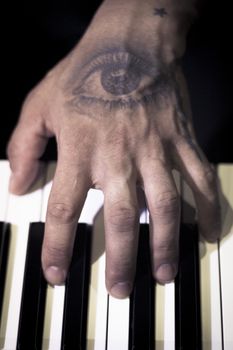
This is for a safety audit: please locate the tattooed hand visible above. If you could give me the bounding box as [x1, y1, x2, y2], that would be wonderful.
[7, 44, 220, 298]
[7, 0, 220, 299]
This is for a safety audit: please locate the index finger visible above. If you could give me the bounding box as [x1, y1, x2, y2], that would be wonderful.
[42, 155, 90, 285]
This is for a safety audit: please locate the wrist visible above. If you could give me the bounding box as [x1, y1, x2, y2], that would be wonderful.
[77, 0, 197, 64]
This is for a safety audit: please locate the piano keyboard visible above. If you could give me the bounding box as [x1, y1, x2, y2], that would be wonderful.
[0, 160, 232, 350]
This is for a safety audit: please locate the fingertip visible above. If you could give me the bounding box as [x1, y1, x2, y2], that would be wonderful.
[199, 220, 222, 244]
[109, 281, 133, 299]
[202, 233, 219, 244]
[44, 266, 67, 286]
[9, 173, 27, 195]
[8, 162, 41, 195]
[155, 263, 177, 284]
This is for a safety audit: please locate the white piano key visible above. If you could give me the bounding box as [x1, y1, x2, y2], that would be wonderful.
[155, 284, 165, 350]
[86, 205, 108, 350]
[218, 165, 233, 350]
[79, 188, 104, 224]
[2, 171, 45, 350]
[200, 241, 222, 350]
[42, 285, 53, 350]
[155, 274, 176, 350]
[139, 207, 147, 223]
[93, 252, 108, 350]
[107, 296, 130, 350]
[0, 161, 10, 221]
[47, 286, 66, 350]
[0, 161, 10, 348]
[163, 282, 175, 350]
[138, 187, 147, 224]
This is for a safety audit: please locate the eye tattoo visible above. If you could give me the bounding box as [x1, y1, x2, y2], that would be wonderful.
[67, 49, 171, 115]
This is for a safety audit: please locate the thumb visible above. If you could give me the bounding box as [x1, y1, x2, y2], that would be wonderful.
[7, 101, 52, 194]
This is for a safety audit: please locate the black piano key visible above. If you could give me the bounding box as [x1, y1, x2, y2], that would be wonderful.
[61, 224, 92, 350]
[175, 224, 202, 350]
[17, 222, 47, 350]
[128, 224, 155, 350]
[0, 222, 10, 323]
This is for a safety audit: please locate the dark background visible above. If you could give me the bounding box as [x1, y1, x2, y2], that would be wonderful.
[1, 0, 232, 163]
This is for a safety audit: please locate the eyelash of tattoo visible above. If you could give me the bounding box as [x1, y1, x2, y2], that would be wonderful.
[77, 51, 157, 87]
[77, 89, 157, 111]
[72, 51, 170, 110]
[172, 78, 204, 162]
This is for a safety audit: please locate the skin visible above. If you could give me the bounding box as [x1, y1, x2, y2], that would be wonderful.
[7, 0, 221, 299]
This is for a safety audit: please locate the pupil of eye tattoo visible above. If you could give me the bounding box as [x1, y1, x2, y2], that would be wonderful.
[154, 8, 168, 17]
[101, 66, 141, 96]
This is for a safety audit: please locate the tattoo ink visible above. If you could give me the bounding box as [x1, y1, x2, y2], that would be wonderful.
[101, 63, 141, 96]
[173, 77, 204, 162]
[154, 8, 168, 17]
[66, 48, 171, 116]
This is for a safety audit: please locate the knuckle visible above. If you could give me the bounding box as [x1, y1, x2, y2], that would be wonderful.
[202, 166, 216, 185]
[47, 202, 77, 224]
[43, 244, 69, 266]
[106, 259, 135, 287]
[106, 262, 132, 281]
[152, 239, 179, 263]
[198, 165, 218, 199]
[153, 238, 178, 255]
[108, 202, 138, 233]
[152, 191, 180, 217]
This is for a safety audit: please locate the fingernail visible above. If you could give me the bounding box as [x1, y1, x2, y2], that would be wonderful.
[156, 263, 177, 283]
[110, 282, 132, 299]
[45, 266, 67, 285]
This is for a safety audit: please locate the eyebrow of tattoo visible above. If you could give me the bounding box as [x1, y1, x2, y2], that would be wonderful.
[154, 8, 168, 17]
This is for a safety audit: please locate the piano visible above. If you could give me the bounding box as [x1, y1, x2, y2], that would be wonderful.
[0, 160, 232, 350]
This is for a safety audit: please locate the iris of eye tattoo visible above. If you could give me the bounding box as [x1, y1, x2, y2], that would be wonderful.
[68, 49, 171, 113]
[101, 65, 141, 96]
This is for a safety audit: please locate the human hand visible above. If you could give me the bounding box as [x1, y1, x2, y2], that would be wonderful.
[7, 0, 221, 299]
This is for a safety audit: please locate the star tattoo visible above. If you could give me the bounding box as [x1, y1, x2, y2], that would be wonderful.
[154, 8, 168, 17]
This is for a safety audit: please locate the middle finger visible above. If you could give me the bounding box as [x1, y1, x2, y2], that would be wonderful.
[141, 159, 180, 284]
[104, 176, 139, 299]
